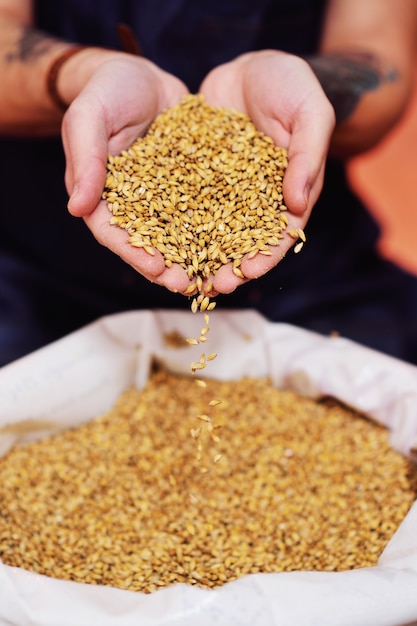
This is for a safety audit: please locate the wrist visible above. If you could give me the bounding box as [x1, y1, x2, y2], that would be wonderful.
[47, 46, 115, 111]
[46, 46, 89, 111]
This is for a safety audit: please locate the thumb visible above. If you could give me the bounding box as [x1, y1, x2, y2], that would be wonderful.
[281, 112, 333, 216]
[63, 103, 109, 217]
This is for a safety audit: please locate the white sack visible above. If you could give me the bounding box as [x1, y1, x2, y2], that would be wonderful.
[0, 310, 416, 626]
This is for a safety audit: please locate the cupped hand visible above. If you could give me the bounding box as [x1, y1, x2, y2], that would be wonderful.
[199, 50, 336, 294]
[62, 51, 191, 293]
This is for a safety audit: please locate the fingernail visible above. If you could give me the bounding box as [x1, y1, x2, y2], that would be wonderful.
[67, 183, 79, 210]
[303, 183, 310, 208]
[304, 185, 310, 207]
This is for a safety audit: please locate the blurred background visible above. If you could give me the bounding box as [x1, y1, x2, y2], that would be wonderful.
[348, 65, 417, 277]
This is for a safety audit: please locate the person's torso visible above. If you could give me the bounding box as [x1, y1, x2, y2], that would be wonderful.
[35, 0, 326, 91]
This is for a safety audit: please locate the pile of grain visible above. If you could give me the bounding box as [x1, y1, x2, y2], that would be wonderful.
[1, 370, 416, 594]
[103, 94, 295, 304]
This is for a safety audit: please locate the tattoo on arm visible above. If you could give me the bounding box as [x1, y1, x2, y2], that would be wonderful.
[5, 27, 57, 63]
[306, 52, 398, 124]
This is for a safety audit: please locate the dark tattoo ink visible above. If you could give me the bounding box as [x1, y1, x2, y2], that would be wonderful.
[305, 52, 399, 124]
[5, 27, 57, 64]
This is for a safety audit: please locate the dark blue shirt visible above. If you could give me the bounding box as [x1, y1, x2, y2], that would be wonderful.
[35, 0, 325, 91]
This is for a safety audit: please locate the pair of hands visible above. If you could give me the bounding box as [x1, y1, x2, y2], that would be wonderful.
[63, 49, 335, 295]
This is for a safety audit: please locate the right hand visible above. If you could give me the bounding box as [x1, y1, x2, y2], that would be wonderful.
[61, 49, 192, 293]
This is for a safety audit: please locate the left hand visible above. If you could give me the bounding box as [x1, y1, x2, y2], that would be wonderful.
[199, 49, 336, 294]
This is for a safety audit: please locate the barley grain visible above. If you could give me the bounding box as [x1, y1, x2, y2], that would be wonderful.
[1, 371, 416, 594]
[103, 94, 290, 295]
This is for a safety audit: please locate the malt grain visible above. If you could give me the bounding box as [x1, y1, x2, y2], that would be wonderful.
[0, 371, 416, 594]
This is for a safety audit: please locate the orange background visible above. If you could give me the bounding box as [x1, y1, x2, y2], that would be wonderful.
[348, 67, 417, 276]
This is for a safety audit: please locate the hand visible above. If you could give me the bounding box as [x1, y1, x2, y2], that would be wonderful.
[199, 50, 336, 294]
[62, 51, 191, 293]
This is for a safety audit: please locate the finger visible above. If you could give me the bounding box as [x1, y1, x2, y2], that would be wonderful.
[211, 264, 248, 294]
[280, 75, 334, 216]
[154, 264, 192, 293]
[282, 126, 331, 216]
[63, 98, 110, 218]
[254, 108, 331, 217]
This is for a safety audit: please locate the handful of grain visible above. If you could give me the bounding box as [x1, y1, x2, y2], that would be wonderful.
[1, 370, 416, 594]
[103, 94, 290, 299]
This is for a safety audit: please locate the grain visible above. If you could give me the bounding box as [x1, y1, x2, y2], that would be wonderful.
[102, 94, 289, 296]
[1, 371, 416, 594]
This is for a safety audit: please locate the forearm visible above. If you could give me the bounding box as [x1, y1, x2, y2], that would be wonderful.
[306, 0, 417, 159]
[0, 18, 111, 136]
[306, 51, 412, 158]
[0, 18, 66, 134]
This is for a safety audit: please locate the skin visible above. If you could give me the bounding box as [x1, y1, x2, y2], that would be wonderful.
[0, 0, 416, 295]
